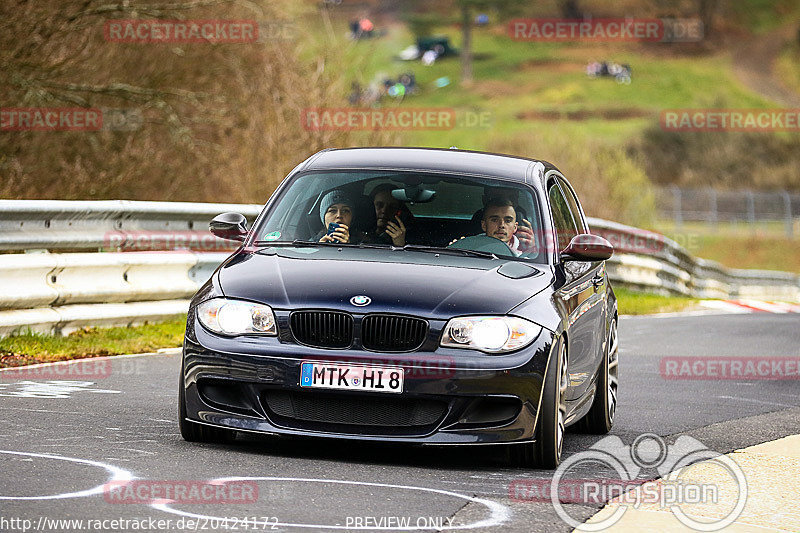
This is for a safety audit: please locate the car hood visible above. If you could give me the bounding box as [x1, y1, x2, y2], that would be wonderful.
[216, 247, 553, 319]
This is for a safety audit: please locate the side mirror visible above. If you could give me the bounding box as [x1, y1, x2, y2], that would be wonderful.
[209, 212, 248, 242]
[561, 233, 613, 262]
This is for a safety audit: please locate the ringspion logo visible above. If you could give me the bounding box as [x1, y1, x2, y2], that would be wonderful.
[511, 434, 747, 531]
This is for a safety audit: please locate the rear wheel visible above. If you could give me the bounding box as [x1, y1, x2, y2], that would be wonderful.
[178, 362, 237, 444]
[509, 338, 568, 469]
[576, 318, 618, 434]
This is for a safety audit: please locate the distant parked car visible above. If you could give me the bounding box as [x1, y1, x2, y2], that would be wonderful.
[179, 147, 617, 468]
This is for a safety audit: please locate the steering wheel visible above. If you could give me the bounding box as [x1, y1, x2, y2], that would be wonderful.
[447, 234, 513, 255]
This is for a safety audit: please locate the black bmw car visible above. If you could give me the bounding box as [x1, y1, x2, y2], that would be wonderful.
[179, 147, 618, 468]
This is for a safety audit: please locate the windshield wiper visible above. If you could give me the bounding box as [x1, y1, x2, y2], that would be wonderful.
[401, 244, 498, 259]
[251, 240, 494, 258]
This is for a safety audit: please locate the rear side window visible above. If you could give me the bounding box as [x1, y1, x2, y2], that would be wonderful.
[548, 181, 578, 251]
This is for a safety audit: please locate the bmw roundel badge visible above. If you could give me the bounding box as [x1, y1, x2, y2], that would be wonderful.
[350, 295, 371, 306]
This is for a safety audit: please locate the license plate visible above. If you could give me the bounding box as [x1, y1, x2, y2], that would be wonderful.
[300, 362, 404, 393]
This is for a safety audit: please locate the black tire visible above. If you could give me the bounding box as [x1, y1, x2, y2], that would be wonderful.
[509, 337, 568, 469]
[575, 318, 618, 434]
[178, 362, 237, 444]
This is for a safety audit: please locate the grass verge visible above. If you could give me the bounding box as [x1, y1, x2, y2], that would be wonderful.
[0, 316, 186, 369]
[651, 221, 800, 273]
[615, 287, 700, 316]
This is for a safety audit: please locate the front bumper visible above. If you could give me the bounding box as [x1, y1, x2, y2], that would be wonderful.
[181, 314, 554, 445]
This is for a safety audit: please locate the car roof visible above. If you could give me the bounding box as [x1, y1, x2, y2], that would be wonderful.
[299, 147, 557, 187]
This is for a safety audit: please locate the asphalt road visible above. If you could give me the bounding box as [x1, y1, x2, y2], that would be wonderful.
[1, 313, 799, 532]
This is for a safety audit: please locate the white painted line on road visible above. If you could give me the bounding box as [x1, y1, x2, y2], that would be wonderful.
[0, 380, 120, 398]
[153, 476, 512, 530]
[0, 450, 134, 500]
[716, 395, 797, 409]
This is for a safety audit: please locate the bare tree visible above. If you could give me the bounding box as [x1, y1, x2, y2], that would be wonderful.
[0, 1, 396, 201]
[697, 0, 719, 38]
[455, 0, 525, 86]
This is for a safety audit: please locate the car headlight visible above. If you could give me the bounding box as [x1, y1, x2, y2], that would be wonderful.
[440, 316, 541, 353]
[197, 298, 277, 336]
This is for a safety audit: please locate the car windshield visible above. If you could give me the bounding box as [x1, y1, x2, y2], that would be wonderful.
[252, 170, 547, 263]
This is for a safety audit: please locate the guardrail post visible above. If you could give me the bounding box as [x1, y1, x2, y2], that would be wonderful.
[708, 188, 717, 231]
[672, 186, 682, 230]
[782, 191, 793, 239]
[746, 190, 755, 233]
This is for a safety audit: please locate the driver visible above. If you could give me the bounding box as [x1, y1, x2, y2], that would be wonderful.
[450, 198, 529, 256]
[482, 198, 518, 245]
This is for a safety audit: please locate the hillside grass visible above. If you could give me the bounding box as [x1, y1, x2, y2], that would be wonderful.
[652, 220, 800, 272]
[776, 42, 800, 96]
[337, 21, 772, 151]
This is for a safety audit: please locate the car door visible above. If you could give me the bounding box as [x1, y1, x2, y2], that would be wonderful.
[547, 176, 602, 402]
[556, 176, 607, 400]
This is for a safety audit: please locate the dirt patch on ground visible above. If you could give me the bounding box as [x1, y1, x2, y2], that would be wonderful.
[517, 108, 653, 121]
[732, 24, 800, 107]
[473, 79, 545, 98]
[516, 57, 585, 73]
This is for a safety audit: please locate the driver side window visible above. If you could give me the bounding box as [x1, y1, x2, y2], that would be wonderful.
[548, 181, 578, 252]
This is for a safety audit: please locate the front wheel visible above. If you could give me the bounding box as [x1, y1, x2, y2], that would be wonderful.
[509, 338, 568, 468]
[178, 362, 237, 444]
[576, 318, 618, 433]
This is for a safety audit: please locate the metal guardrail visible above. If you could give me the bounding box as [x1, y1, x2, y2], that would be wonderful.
[0, 199, 262, 251]
[0, 201, 798, 335]
[588, 217, 800, 302]
[0, 250, 229, 336]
